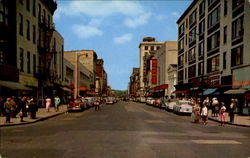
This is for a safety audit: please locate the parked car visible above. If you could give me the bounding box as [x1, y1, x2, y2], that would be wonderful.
[173, 100, 193, 114]
[67, 99, 86, 111]
[159, 97, 168, 109]
[139, 97, 146, 103]
[165, 101, 176, 111]
[106, 97, 115, 104]
[146, 97, 155, 105]
[153, 98, 161, 107]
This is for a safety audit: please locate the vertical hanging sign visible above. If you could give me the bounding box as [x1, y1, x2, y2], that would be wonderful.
[151, 58, 157, 85]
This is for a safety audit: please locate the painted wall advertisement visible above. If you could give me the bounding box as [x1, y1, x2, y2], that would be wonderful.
[151, 58, 157, 85]
[233, 66, 250, 89]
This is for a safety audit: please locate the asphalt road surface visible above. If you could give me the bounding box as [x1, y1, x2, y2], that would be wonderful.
[0, 101, 250, 158]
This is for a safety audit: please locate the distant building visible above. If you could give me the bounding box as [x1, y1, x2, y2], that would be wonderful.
[129, 68, 140, 97]
[138, 37, 164, 96]
[96, 59, 108, 96]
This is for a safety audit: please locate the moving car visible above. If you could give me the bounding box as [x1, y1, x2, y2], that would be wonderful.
[173, 100, 193, 114]
[67, 99, 86, 111]
[146, 97, 155, 105]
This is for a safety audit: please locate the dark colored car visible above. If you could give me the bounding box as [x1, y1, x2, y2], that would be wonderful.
[67, 99, 85, 111]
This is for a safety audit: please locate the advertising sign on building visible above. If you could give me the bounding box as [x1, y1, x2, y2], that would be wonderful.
[233, 66, 250, 89]
[151, 58, 157, 85]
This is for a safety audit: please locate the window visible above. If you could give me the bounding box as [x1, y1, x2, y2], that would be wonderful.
[178, 70, 184, 81]
[189, 10, 196, 25]
[32, 0, 36, 17]
[188, 65, 196, 78]
[33, 54, 36, 74]
[198, 62, 204, 75]
[26, 0, 30, 11]
[188, 47, 196, 61]
[199, 20, 205, 34]
[26, 20, 30, 40]
[38, 4, 41, 22]
[208, 6, 220, 28]
[208, 0, 216, 6]
[20, 48, 24, 72]
[232, 0, 244, 9]
[224, 0, 228, 16]
[157, 46, 160, 50]
[178, 38, 184, 50]
[185, 34, 187, 45]
[198, 41, 204, 56]
[43, 9, 45, 22]
[207, 31, 220, 51]
[223, 52, 226, 69]
[19, 0, 23, 4]
[179, 23, 184, 35]
[32, 25, 36, 44]
[189, 27, 196, 43]
[232, 16, 244, 40]
[19, 14, 23, 35]
[0, 51, 3, 63]
[207, 55, 219, 73]
[145, 46, 148, 50]
[27, 51, 30, 73]
[223, 26, 227, 44]
[231, 45, 243, 67]
[0, 3, 8, 25]
[199, 0, 205, 15]
[150, 46, 154, 51]
[178, 55, 184, 66]
[48, 15, 50, 27]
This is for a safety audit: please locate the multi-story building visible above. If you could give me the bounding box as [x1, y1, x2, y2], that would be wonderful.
[152, 41, 177, 97]
[0, 0, 64, 103]
[138, 37, 164, 96]
[177, 0, 250, 114]
[129, 68, 140, 97]
[64, 50, 96, 98]
[167, 64, 178, 98]
[96, 59, 108, 96]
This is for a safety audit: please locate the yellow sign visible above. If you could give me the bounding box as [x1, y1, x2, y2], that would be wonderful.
[19, 74, 38, 87]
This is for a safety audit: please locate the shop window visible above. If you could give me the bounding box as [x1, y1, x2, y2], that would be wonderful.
[231, 45, 243, 67]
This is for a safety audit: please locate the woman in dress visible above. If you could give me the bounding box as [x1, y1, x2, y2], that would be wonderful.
[45, 96, 51, 112]
[218, 102, 226, 126]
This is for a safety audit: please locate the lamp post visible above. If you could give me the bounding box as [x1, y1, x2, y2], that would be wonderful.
[76, 52, 88, 99]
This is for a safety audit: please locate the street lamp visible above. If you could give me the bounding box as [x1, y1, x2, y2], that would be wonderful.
[76, 52, 88, 99]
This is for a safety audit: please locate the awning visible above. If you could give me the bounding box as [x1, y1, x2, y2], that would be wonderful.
[60, 87, 71, 92]
[224, 89, 247, 94]
[0, 80, 32, 90]
[79, 86, 88, 91]
[173, 90, 188, 94]
[203, 88, 217, 95]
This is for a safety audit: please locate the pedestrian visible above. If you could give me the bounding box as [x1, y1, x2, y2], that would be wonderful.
[45, 96, 51, 112]
[94, 100, 100, 111]
[201, 104, 208, 125]
[191, 101, 200, 123]
[203, 97, 210, 112]
[0, 96, 5, 116]
[229, 98, 236, 122]
[54, 96, 60, 112]
[10, 96, 18, 118]
[18, 97, 27, 122]
[212, 97, 219, 117]
[4, 98, 12, 123]
[218, 102, 226, 126]
[28, 96, 37, 119]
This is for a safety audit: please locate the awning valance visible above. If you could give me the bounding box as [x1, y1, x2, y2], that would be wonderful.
[60, 87, 71, 92]
[0, 80, 32, 90]
[173, 90, 188, 94]
[203, 88, 217, 95]
[224, 89, 248, 94]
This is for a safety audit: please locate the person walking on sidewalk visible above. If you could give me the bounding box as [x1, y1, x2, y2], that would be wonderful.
[45, 96, 51, 112]
[229, 98, 236, 123]
[219, 102, 226, 126]
[54, 96, 60, 112]
[191, 101, 200, 123]
[4, 98, 12, 123]
[18, 97, 27, 122]
[28, 96, 37, 119]
[201, 104, 208, 125]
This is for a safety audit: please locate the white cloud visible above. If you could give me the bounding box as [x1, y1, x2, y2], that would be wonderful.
[113, 33, 133, 44]
[72, 24, 103, 39]
[155, 14, 168, 21]
[124, 13, 151, 28]
[171, 12, 180, 17]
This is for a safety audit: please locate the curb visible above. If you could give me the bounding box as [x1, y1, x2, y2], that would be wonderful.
[208, 117, 250, 128]
[0, 111, 67, 127]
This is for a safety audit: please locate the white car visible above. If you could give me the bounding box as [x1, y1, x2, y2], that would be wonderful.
[140, 97, 146, 103]
[173, 100, 193, 114]
[146, 97, 155, 105]
[165, 101, 176, 111]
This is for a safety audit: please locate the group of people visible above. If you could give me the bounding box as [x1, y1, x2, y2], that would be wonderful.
[45, 96, 61, 112]
[0, 96, 37, 123]
[191, 97, 237, 126]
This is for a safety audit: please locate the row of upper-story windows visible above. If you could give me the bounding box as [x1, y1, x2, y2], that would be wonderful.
[19, 0, 36, 17]
[19, 48, 37, 74]
[144, 45, 161, 51]
[18, 13, 37, 44]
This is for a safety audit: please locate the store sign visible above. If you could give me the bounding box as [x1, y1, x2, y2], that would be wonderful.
[208, 74, 220, 87]
[233, 66, 250, 89]
[151, 58, 157, 85]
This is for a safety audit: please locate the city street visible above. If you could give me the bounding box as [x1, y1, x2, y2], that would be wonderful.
[1, 101, 250, 158]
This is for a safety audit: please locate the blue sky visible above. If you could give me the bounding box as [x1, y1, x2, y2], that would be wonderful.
[54, 0, 192, 90]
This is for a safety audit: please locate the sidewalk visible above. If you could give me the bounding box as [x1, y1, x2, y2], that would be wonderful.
[208, 110, 250, 127]
[0, 104, 68, 127]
